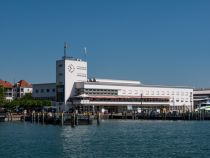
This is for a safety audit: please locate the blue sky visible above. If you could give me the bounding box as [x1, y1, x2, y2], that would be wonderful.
[0, 0, 210, 87]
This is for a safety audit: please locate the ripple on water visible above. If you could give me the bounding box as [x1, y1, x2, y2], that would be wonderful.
[1, 121, 210, 158]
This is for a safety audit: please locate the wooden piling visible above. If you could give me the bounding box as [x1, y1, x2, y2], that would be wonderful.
[71, 113, 75, 127]
[42, 112, 45, 124]
[37, 113, 40, 123]
[61, 112, 64, 126]
[97, 112, 100, 125]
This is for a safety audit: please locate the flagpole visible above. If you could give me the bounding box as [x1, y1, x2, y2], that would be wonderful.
[84, 47, 87, 62]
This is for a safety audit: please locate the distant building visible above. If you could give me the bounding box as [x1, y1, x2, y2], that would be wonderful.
[32, 83, 56, 101]
[193, 88, 210, 109]
[32, 44, 194, 113]
[13, 80, 33, 99]
[0, 80, 13, 101]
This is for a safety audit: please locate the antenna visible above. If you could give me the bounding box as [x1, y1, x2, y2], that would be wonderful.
[84, 47, 87, 61]
[64, 42, 67, 59]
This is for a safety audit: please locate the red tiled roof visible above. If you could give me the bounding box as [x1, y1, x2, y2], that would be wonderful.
[16, 80, 32, 88]
[0, 80, 13, 88]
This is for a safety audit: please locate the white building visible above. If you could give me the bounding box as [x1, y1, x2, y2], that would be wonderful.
[193, 88, 210, 109]
[73, 79, 193, 113]
[13, 80, 33, 99]
[32, 44, 193, 113]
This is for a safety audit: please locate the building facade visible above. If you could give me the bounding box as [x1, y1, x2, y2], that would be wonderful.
[32, 48, 194, 113]
[0, 80, 13, 101]
[13, 80, 33, 99]
[32, 83, 56, 101]
[71, 78, 193, 113]
[193, 88, 210, 109]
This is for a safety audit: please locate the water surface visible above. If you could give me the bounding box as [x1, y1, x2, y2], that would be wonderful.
[0, 120, 210, 158]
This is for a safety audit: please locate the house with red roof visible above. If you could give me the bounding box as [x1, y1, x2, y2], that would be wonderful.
[0, 80, 13, 101]
[13, 80, 33, 98]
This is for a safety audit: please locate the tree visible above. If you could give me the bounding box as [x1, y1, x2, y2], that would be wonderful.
[0, 84, 5, 107]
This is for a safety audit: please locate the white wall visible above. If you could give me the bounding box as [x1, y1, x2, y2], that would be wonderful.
[76, 82, 194, 111]
[56, 58, 87, 106]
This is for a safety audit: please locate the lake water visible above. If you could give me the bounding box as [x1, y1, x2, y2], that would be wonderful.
[0, 120, 210, 158]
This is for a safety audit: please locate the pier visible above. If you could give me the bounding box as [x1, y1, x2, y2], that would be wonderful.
[27, 112, 94, 126]
[2, 110, 210, 127]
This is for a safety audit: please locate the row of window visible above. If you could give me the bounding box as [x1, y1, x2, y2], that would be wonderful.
[34, 97, 56, 101]
[169, 106, 192, 111]
[85, 92, 118, 96]
[82, 88, 118, 92]
[170, 99, 192, 103]
[121, 90, 192, 96]
[77, 88, 118, 96]
[35, 88, 55, 93]
[88, 98, 169, 102]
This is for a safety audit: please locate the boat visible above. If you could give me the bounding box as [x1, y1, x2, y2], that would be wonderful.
[195, 100, 210, 112]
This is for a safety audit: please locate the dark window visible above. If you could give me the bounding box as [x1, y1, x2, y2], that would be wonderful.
[41, 89, 44, 93]
[35, 89, 39, 93]
[52, 89, 55, 92]
[46, 89, 50, 93]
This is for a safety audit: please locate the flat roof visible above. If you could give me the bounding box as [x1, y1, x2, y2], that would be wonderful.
[88, 78, 141, 85]
[32, 83, 56, 86]
[77, 81, 193, 89]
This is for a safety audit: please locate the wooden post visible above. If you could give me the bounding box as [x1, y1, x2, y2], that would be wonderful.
[71, 113, 75, 127]
[10, 113, 12, 121]
[75, 113, 78, 126]
[61, 112, 64, 126]
[42, 112, 45, 124]
[88, 113, 90, 125]
[97, 112, 100, 125]
[37, 113, 40, 123]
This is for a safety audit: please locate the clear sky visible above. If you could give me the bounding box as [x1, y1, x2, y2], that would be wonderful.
[0, 0, 210, 88]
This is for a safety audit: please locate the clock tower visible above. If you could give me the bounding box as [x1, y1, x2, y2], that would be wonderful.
[56, 43, 87, 111]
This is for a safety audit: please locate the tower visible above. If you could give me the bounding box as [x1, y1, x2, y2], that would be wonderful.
[56, 43, 87, 111]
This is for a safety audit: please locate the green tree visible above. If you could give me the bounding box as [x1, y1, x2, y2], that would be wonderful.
[0, 84, 5, 107]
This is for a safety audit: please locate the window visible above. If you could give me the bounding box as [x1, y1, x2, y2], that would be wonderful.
[35, 89, 39, 93]
[52, 89, 55, 92]
[58, 64, 62, 67]
[41, 89, 44, 93]
[181, 92, 184, 96]
[185, 92, 188, 96]
[46, 89, 50, 93]
[59, 73, 63, 76]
